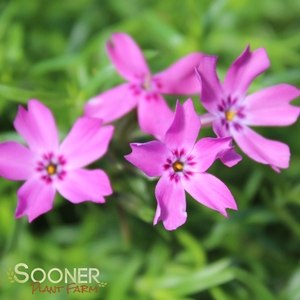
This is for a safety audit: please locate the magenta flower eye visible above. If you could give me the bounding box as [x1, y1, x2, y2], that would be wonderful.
[129, 76, 160, 102]
[196, 46, 300, 172]
[163, 149, 196, 182]
[125, 98, 240, 231]
[0, 100, 114, 222]
[84, 32, 204, 141]
[36, 153, 67, 183]
[217, 96, 246, 132]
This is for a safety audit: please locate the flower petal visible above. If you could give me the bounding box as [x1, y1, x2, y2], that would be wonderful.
[190, 137, 241, 172]
[232, 125, 290, 170]
[56, 168, 112, 203]
[13, 99, 59, 153]
[219, 148, 243, 168]
[212, 118, 229, 138]
[154, 175, 187, 231]
[244, 84, 300, 126]
[84, 83, 139, 123]
[137, 93, 174, 141]
[182, 172, 237, 217]
[125, 141, 170, 177]
[106, 32, 150, 82]
[59, 117, 114, 170]
[0, 142, 37, 180]
[200, 113, 216, 128]
[195, 56, 224, 112]
[224, 45, 270, 100]
[210, 121, 243, 167]
[153, 53, 203, 94]
[164, 98, 200, 152]
[15, 177, 56, 222]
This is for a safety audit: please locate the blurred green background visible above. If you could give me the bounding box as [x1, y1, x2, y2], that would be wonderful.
[1, 0, 300, 299]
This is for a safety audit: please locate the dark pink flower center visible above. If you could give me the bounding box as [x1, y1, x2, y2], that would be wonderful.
[218, 95, 245, 131]
[36, 152, 67, 184]
[129, 74, 163, 101]
[164, 148, 196, 182]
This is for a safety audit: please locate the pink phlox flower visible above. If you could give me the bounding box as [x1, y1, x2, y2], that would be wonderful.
[0, 100, 114, 222]
[196, 45, 300, 172]
[125, 98, 238, 230]
[84, 32, 204, 141]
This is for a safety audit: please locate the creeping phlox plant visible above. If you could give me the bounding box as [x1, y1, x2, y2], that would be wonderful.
[0, 32, 299, 230]
[0, 100, 113, 222]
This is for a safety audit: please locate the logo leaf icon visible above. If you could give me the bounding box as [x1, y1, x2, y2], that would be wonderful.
[7, 267, 15, 283]
[98, 282, 107, 287]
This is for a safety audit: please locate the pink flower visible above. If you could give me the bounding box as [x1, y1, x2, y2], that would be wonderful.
[84, 32, 203, 141]
[125, 99, 238, 230]
[196, 45, 300, 172]
[0, 100, 114, 222]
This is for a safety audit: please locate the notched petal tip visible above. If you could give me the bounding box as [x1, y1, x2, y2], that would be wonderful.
[106, 32, 123, 48]
[15, 179, 56, 223]
[224, 45, 270, 99]
[271, 165, 281, 173]
[219, 200, 238, 218]
[153, 52, 203, 95]
[154, 208, 187, 231]
[15, 212, 35, 223]
[223, 204, 238, 218]
[106, 38, 115, 48]
[105, 32, 150, 82]
[123, 153, 132, 163]
[219, 145, 243, 168]
[124, 143, 139, 162]
[164, 219, 187, 231]
[233, 126, 290, 170]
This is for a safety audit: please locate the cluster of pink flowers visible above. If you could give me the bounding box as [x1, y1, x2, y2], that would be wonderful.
[0, 32, 299, 230]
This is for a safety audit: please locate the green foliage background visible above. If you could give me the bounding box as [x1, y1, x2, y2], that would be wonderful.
[1, 0, 300, 299]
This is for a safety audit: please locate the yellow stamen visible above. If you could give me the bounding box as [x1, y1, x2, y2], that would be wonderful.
[225, 110, 237, 121]
[172, 161, 184, 172]
[46, 164, 57, 175]
[142, 75, 152, 91]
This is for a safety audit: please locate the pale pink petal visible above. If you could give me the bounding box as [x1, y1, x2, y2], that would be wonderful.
[224, 46, 270, 100]
[137, 93, 174, 141]
[14, 100, 59, 153]
[56, 169, 112, 204]
[0, 142, 37, 180]
[153, 53, 203, 94]
[232, 125, 290, 170]
[15, 177, 56, 222]
[106, 32, 150, 82]
[59, 117, 113, 170]
[164, 99, 200, 152]
[125, 141, 170, 177]
[154, 175, 187, 231]
[83, 83, 139, 123]
[244, 84, 300, 126]
[182, 172, 237, 217]
[207, 120, 243, 166]
[190, 137, 241, 172]
[219, 148, 243, 168]
[200, 113, 215, 127]
[195, 56, 224, 113]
